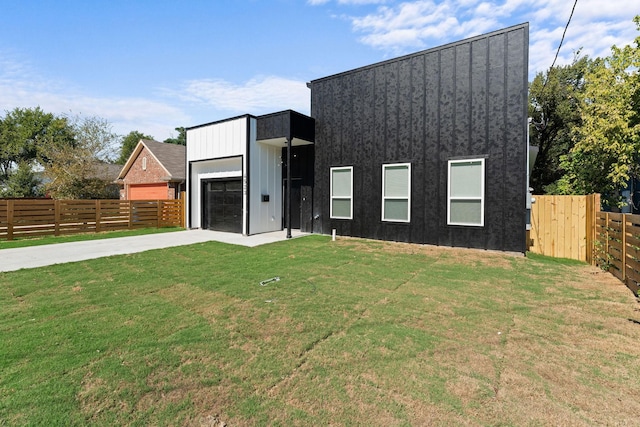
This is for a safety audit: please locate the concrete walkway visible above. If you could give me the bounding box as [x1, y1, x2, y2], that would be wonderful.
[0, 229, 307, 273]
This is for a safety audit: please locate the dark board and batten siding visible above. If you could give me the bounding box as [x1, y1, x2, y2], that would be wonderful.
[256, 110, 315, 142]
[310, 23, 529, 253]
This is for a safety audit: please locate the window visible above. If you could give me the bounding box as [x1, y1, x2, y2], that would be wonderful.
[142, 156, 147, 171]
[448, 158, 485, 226]
[382, 163, 411, 222]
[330, 166, 353, 219]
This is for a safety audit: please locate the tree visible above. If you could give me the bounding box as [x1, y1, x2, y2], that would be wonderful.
[0, 161, 43, 198]
[117, 130, 153, 164]
[43, 114, 121, 199]
[163, 127, 186, 146]
[0, 107, 74, 193]
[528, 54, 591, 194]
[557, 16, 640, 207]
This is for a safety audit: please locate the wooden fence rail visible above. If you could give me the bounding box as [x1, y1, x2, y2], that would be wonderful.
[0, 198, 184, 241]
[595, 212, 640, 296]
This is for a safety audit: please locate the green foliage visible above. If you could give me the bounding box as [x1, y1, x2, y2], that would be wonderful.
[529, 54, 591, 194]
[557, 16, 640, 207]
[42, 114, 121, 199]
[0, 161, 43, 198]
[163, 126, 186, 146]
[0, 107, 74, 194]
[117, 130, 153, 164]
[593, 237, 613, 272]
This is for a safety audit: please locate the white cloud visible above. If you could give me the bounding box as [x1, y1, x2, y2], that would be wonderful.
[336, 0, 640, 75]
[528, 0, 640, 74]
[176, 75, 310, 116]
[0, 52, 311, 141]
[0, 54, 190, 141]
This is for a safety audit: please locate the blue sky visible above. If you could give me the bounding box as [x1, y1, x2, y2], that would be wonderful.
[1, 0, 638, 141]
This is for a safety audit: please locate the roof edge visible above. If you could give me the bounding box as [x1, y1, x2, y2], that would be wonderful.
[117, 139, 172, 180]
[309, 22, 529, 85]
[185, 113, 256, 131]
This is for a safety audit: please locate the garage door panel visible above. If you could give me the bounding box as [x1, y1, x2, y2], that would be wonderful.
[202, 179, 242, 233]
[129, 184, 167, 200]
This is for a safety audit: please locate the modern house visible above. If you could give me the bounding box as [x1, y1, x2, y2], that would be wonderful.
[186, 23, 529, 253]
[186, 111, 314, 234]
[117, 139, 186, 200]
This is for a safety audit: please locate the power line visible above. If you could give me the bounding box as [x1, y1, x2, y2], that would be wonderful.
[538, 0, 578, 121]
[549, 0, 579, 71]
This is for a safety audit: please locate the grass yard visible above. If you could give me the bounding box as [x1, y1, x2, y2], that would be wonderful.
[1, 235, 639, 426]
[0, 227, 184, 250]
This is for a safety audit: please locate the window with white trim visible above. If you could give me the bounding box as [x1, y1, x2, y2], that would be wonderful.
[448, 158, 485, 226]
[142, 156, 147, 171]
[330, 166, 353, 219]
[382, 163, 411, 222]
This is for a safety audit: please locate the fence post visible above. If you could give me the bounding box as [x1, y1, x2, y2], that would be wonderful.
[585, 194, 596, 265]
[96, 200, 101, 233]
[622, 214, 627, 282]
[7, 200, 13, 241]
[54, 200, 60, 236]
[605, 212, 610, 272]
[180, 192, 186, 228]
[128, 201, 133, 229]
[157, 200, 162, 228]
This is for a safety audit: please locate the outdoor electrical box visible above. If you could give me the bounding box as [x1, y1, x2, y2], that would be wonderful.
[262, 194, 269, 202]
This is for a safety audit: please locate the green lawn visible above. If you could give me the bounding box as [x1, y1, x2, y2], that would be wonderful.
[0, 227, 183, 250]
[1, 235, 639, 426]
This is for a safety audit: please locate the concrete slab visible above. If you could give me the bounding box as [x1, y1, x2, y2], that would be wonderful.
[0, 229, 308, 273]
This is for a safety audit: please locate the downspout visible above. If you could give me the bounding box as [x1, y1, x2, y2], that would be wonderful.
[286, 133, 292, 239]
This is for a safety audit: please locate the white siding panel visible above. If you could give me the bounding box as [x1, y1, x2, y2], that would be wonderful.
[249, 140, 283, 234]
[187, 117, 248, 162]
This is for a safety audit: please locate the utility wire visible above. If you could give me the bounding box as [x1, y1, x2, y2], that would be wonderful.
[542, 0, 579, 91]
[536, 0, 579, 130]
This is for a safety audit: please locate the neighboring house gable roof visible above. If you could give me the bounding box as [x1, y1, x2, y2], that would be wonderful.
[95, 163, 124, 182]
[117, 139, 186, 182]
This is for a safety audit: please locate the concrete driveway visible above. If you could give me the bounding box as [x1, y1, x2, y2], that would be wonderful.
[0, 229, 307, 273]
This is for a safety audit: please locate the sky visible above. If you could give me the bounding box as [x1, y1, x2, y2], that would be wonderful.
[1, 0, 639, 142]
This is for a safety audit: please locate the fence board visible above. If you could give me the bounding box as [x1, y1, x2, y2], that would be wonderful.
[0, 198, 183, 241]
[594, 210, 640, 296]
[529, 195, 598, 261]
[627, 234, 640, 249]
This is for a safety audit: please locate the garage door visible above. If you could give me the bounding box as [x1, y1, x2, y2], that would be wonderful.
[129, 183, 167, 200]
[202, 179, 242, 233]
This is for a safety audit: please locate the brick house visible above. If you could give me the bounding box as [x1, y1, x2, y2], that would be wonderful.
[117, 139, 186, 200]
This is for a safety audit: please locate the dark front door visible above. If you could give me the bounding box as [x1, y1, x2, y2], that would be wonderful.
[202, 179, 242, 233]
[282, 145, 315, 231]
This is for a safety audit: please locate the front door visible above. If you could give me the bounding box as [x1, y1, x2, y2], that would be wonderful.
[282, 145, 314, 231]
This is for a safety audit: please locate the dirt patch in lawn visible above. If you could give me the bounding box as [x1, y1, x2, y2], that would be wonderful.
[335, 236, 520, 268]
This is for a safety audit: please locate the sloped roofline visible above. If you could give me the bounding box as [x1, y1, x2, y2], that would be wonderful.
[308, 22, 529, 85]
[117, 139, 172, 180]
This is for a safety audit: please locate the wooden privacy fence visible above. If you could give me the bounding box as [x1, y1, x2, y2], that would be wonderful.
[595, 212, 640, 296]
[0, 198, 184, 241]
[528, 194, 600, 263]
